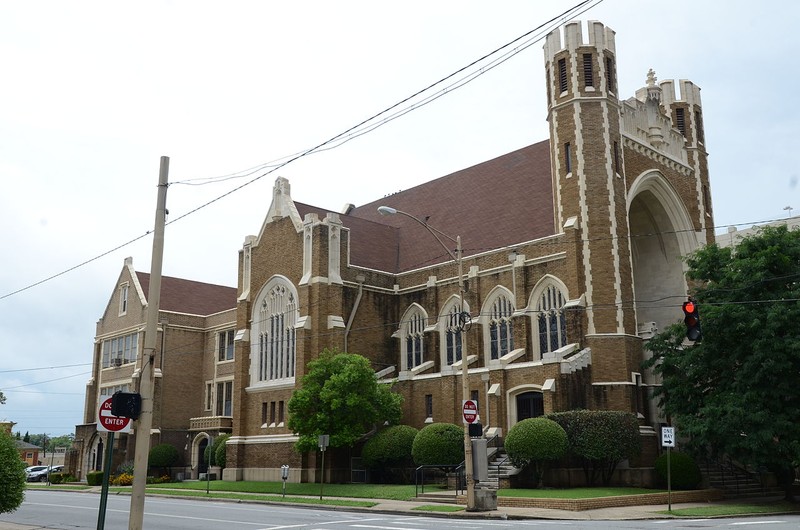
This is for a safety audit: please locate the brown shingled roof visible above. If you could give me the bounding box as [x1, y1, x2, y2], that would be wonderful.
[348, 140, 554, 272]
[136, 273, 236, 316]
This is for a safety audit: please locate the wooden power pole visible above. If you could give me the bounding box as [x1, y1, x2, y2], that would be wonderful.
[129, 156, 169, 530]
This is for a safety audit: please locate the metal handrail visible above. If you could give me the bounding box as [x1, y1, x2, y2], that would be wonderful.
[414, 464, 460, 497]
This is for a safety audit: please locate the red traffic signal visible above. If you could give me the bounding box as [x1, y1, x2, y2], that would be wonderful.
[682, 299, 702, 342]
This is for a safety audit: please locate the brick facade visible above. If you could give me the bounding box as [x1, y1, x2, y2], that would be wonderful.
[77, 20, 713, 486]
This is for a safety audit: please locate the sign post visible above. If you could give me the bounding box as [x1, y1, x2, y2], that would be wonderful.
[96, 397, 132, 530]
[318, 435, 329, 501]
[462, 399, 478, 424]
[661, 426, 676, 511]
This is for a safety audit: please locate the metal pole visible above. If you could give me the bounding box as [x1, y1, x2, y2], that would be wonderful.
[129, 156, 169, 530]
[456, 236, 476, 511]
[96, 432, 115, 530]
[206, 435, 212, 495]
[319, 449, 325, 501]
[667, 446, 672, 511]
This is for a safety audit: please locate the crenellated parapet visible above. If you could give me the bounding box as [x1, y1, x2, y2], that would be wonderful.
[543, 20, 616, 59]
[544, 20, 618, 108]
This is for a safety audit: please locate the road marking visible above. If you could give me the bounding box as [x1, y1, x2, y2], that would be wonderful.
[730, 522, 788, 526]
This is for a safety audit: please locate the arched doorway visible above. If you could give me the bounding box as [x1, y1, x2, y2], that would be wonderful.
[198, 438, 209, 474]
[516, 392, 544, 421]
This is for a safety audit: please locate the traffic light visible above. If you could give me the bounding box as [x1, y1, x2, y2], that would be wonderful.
[682, 299, 702, 342]
[111, 391, 142, 419]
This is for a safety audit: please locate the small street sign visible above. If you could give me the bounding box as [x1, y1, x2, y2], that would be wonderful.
[462, 399, 478, 424]
[97, 397, 133, 433]
[318, 434, 330, 451]
[661, 426, 676, 448]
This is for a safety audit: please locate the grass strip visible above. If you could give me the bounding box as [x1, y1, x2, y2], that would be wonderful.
[662, 501, 800, 517]
[412, 505, 465, 513]
[147, 481, 419, 501]
[25, 484, 93, 491]
[112, 487, 378, 507]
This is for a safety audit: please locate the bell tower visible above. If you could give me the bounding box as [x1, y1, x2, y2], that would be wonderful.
[544, 21, 640, 404]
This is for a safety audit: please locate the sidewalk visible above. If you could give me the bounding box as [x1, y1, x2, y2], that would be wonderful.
[0, 487, 790, 529]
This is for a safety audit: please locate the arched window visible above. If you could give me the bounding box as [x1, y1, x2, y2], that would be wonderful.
[439, 296, 469, 367]
[401, 306, 426, 370]
[484, 289, 514, 361]
[251, 277, 298, 386]
[530, 279, 568, 358]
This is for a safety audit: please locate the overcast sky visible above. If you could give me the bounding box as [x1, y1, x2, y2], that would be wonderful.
[1, 0, 797, 438]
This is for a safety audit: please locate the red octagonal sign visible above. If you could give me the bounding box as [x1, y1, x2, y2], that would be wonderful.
[462, 399, 478, 424]
[97, 397, 132, 433]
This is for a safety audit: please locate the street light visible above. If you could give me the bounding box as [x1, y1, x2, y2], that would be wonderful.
[377, 205, 476, 510]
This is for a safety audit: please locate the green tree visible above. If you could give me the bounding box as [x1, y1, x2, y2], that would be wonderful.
[362, 425, 418, 483]
[645, 225, 800, 500]
[214, 433, 230, 469]
[287, 349, 403, 452]
[549, 410, 641, 486]
[504, 417, 568, 487]
[0, 389, 6, 404]
[148, 443, 179, 474]
[411, 423, 464, 469]
[0, 430, 26, 513]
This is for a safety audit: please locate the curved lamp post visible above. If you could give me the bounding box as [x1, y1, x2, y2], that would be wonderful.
[377, 205, 475, 510]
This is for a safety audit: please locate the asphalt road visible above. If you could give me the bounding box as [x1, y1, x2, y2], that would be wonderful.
[2, 490, 800, 530]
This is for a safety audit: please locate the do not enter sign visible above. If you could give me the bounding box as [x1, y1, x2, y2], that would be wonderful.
[462, 399, 478, 424]
[97, 397, 132, 433]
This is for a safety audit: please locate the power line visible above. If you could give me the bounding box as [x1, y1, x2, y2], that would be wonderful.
[0, 0, 601, 301]
[0, 363, 92, 374]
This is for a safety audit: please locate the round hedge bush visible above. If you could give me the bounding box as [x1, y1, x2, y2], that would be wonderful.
[411, 423, 464, 467]
[654, 451, 702, 490]
[214, 434, 231, 469]
[148, 443, 179, 469]
[362, 425, 418, 469]
[504, 417, 568, 469]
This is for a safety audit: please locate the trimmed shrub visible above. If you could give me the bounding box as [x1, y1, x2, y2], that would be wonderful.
[654, 451, 702, 490]
[411, 423, 464, 469]
[504, 417, 568, 487]
[149, 443, 179, 472]
[49, 472, 65, 484]
[0, 431, 26, 513]
[362, 425, 418, 483]
[214, 434, 231, 469]
[86, 471, 104, 486]
[548, 409, 642, 486]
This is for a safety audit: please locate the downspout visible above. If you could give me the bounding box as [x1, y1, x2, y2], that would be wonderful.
[344, 274, 366, 353]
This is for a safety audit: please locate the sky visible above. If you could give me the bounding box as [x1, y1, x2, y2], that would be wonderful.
[1, 0, 798, 438]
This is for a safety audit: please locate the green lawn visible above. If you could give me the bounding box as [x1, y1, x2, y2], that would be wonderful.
[147, 481, 421, 501]
[497, 487, 666, 498]
[663, 501, 800, 517]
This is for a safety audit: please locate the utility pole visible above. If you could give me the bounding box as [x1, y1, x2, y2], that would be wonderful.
[129, 156, 169, 530]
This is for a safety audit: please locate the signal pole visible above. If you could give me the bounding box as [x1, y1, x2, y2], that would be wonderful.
[129, 156, 169, 530]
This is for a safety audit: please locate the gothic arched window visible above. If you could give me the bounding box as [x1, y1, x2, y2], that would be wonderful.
[534, 282, 568, 357]
[402, 307, 426, 370]
[252, 277, 298, 386]
[485, 290, 514, 361]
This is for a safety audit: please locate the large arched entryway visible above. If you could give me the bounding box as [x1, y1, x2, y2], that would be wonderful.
[628, 171, 700, 422]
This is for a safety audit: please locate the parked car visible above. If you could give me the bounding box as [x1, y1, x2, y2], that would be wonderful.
[24, 465, 48, 479]
[27, 465, 63, 482]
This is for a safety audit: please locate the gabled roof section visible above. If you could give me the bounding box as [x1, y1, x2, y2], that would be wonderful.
[136, 272, 237, 316]
[348, 140, 554, 273]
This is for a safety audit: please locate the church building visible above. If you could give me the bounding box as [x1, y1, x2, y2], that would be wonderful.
[74, 20, 713, 485]
[223, 20, 713, 482]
